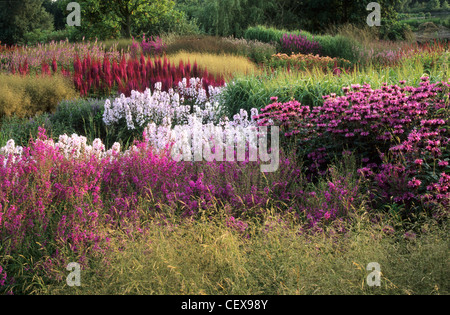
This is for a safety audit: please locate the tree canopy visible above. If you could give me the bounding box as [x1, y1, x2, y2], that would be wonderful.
[0, 0, 53, 45]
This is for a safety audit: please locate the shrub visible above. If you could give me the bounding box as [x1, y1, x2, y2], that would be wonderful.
[243, 26, 300, 44]
[22, 28, 72, 46]
[315, 35, 361, 65]
[0, 74, 78, 118]
[221, 37, 277, 64]
[380, 20, 414, 41]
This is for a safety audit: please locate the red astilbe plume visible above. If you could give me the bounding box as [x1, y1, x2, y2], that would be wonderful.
[51, 57, 58, 73]
[41, 62, 51, 76]
[192, 61, 198, 77]
[146, 59, 153, 79]
[74, 55, 82, 75]
[103, 56, 113, 90]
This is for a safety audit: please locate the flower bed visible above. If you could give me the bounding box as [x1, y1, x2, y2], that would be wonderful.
[254, 77, 450, 212]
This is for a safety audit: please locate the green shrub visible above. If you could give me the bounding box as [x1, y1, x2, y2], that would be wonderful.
[243, 26, 361, 64]
[316, 35, 361, 64]
[0, 74, 78, 119]
[243, 25, 302, 45]
[22, 28, 72, 45]
[50, 98, 108, 144]
[377, 19, 414, 41]
[0, 114, 53, 147]
[221, 37, 277, 64]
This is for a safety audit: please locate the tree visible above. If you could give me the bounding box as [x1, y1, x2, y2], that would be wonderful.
[43, 0, 66, 30]
[281, 0, 400, 33]
[60, 0, 184, 39]
[428, 0, 441, 10]
[0, 0, 53, 45]
[442, 0, 450, 10]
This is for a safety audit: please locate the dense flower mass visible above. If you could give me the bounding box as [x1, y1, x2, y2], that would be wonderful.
[72, 54, 226, 97]
[269, 52, 352, 73]
[1, 74, 449, 294]
[103, 78, 225, 129]
[280, 33, 322, 56]
[254, 77, 450, 210]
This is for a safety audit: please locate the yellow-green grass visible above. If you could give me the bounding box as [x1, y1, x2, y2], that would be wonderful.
[39, 208, 449, 295]
[0, 73, 78, 119]
[167, 51, 260, 80]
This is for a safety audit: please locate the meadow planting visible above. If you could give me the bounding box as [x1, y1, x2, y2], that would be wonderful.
[0, 24, 449, 296]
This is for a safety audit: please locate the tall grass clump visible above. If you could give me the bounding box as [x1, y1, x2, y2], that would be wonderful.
[0, 98, 107, 148]
[34, 207, 449, 295]
[167, 51, 259, 79]
[164, 35, 241, 55]
[0, 73, 78, 118]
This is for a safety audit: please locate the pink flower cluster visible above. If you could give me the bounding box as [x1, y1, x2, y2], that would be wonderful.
[254, 77, 449, 211]
[280, 33, 322, 55]
[0, 125, 368, 292]
[140, 34, 166, 56]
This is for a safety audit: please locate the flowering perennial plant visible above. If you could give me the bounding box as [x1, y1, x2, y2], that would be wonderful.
[0, 39, 121, 74]
[269, 53, 352, 74]
[103, 78, 226, 131]
[1, 125, 363, 293]
[140, 34, 166, 56]
[280, 33, 322, 56]
[254, 77, 450, 211]
[72, 54, 225, 97]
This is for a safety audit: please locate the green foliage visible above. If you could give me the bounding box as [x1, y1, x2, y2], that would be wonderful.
[316, 35, 361, 64]
[57, 0, 185, 40]
[243, 26, 361, 64]
[177, 0, 402, 36]
[243, 26, 299, 44]
[177, 0, 276, 38]
[0, 114, 53, 148]
[42, 0, 66, 30]
[428, 0, 441, 10]
[0, 0, 54, 45]
[222, 59, 446, 118]
[379, 19, 414, 41]
[22, 28, 73, 46]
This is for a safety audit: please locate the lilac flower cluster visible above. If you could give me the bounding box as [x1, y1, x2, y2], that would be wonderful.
[280, 33, 322, 56]
[140, 34, 166, 56]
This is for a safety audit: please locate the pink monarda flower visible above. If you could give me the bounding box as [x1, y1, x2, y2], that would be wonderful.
[414, 159, 423, 165]
[438, 160, 449, 167]
[408, 178, 421, 188]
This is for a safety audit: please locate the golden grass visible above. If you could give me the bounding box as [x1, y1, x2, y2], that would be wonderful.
[167, 51, 260, 79]
[0, 74, 78, 118]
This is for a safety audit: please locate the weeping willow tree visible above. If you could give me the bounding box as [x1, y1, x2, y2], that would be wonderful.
[177, 0, 273, 37]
